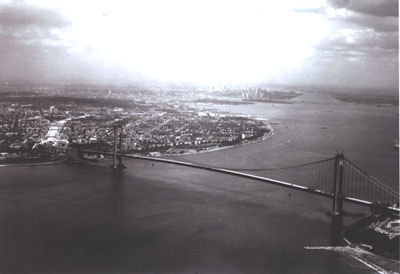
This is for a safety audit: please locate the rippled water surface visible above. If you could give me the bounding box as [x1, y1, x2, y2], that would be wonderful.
[187, 92, 399, 190]
[0, 160, 381, 273]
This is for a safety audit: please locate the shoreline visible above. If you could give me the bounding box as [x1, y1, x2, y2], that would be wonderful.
[0, 124, 276, 166]
[0, 160, 66, 168]
[0, 156, 84, 168]
[160, 123, 275, 157]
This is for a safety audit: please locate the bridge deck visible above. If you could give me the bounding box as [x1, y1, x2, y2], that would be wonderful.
[120, 154, 400, 213]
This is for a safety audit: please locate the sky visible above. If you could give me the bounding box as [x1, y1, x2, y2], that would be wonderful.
[0, 0, 398, 89]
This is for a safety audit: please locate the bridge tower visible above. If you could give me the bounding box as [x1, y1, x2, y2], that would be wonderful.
[331, 152, 344, 215]
[118, 125, 126, 169]
[111, 125, 125, 169]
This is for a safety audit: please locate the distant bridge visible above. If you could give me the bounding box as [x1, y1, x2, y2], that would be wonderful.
[54, 125, 399, 215]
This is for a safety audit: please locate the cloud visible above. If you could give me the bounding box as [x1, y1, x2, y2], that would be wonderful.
[328, 0, 398, 17]
[319, 4, 398, 60]
[0, 1, 75, 82]
[328, 0, 350, 8]
[0, 2, 69, 28]
[346, 13, 398, 32]
[296, 1, 398, 32]
[0, 0, 397, 89]
[348, 0, 398, 17]
[324, 8, 398, 33]
[305, 1, 398, 89]
[0, 2, 70, 46]
[316, 28, 398, 57]
[293, 7, 326, 14]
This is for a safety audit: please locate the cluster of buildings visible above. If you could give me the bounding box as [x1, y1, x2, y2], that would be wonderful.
[0, 88, 270, 157]
[121, 108, 268, 154]
[0, 103, 50, 152]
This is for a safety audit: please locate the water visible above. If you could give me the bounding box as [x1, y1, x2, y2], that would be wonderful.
[0, 91, 398, 273]
[0, 161, 377, 273]
[186, 92, 399, 190]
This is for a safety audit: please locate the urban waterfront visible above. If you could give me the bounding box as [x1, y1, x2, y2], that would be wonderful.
[0, 0, 399, 272]
[0, 90, 398, 273]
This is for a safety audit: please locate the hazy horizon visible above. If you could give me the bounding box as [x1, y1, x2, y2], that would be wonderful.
[0, 0, 398, 90]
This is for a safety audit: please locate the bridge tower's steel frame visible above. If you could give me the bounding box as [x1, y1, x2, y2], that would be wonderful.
[118, 126, 126, 169]
[111, 125, 125, 169]
[331, 153, 344, 215]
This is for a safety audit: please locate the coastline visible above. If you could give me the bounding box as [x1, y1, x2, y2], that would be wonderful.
[0, 123, 276, 166]
[184, 93, 399, 188]
[0, 159, 83, 168]
[161, 123, 275, 157]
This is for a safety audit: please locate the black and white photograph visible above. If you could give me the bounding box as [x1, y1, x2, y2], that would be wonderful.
[0, 0, 399, 273]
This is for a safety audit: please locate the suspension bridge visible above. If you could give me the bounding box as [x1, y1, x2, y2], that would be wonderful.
[54, 125, 399, 215]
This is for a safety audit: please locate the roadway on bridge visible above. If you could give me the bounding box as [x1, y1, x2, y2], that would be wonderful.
[0, 159, 389, 273]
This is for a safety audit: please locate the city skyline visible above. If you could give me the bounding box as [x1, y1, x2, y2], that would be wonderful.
[0, 0, 398, 89]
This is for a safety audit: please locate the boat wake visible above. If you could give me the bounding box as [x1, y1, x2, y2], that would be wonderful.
[305, 245, 399, 274]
